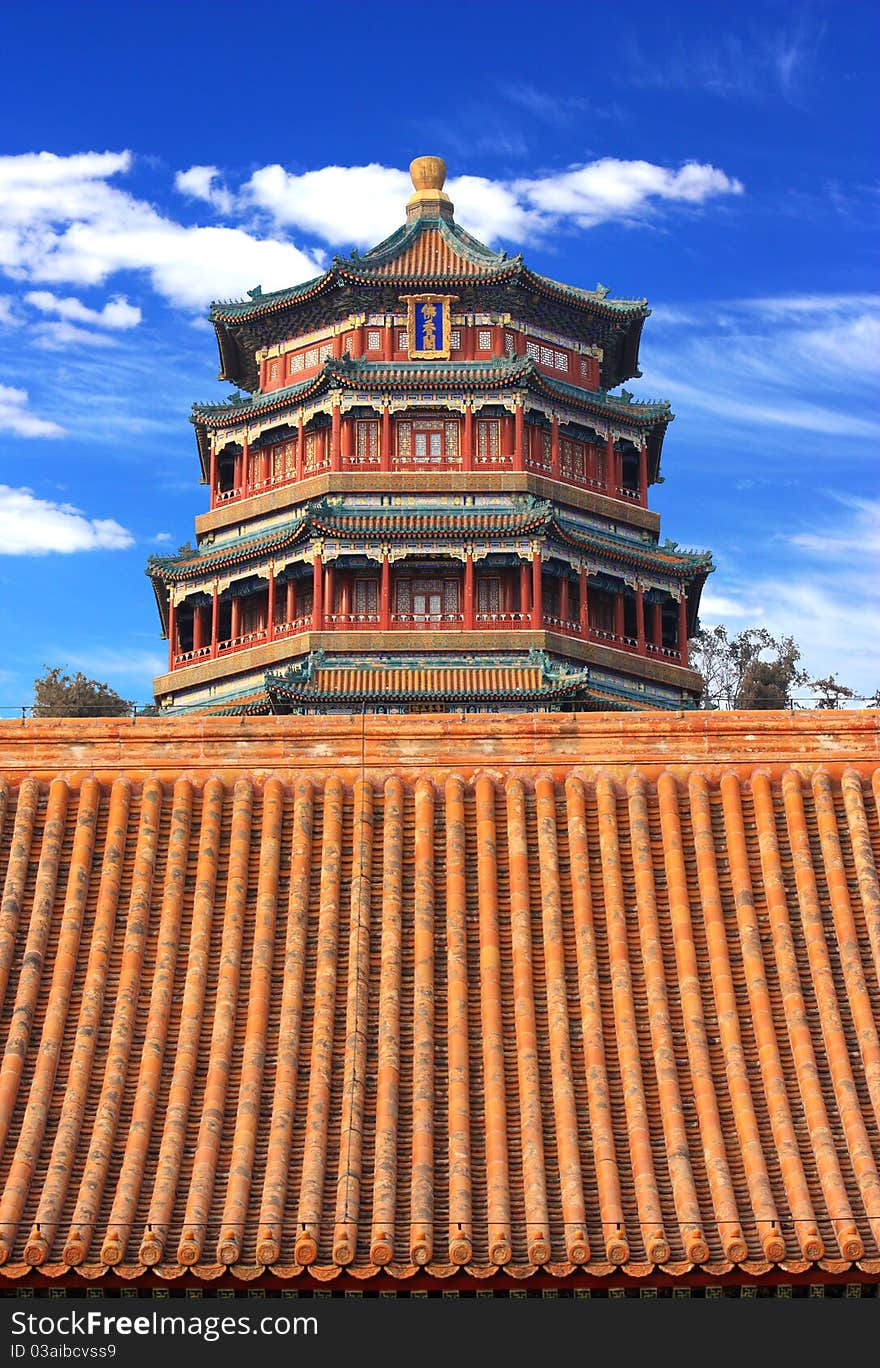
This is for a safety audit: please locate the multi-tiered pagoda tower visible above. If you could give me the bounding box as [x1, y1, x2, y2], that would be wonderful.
[149, 157, 712, 714]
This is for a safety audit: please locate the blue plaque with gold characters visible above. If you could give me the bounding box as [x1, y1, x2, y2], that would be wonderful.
[403, 294, 457, 360]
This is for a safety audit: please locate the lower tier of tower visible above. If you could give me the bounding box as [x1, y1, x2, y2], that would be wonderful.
[154, 643, 702, 715]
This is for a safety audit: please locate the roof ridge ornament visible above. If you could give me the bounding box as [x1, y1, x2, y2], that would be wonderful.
[406, 155, 455, 223]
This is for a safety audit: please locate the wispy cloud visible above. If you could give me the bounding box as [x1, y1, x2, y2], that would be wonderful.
[639, 292, 880, 442]
[623, 18, 824, 103]
[62, 646, 166, 680]
[0, 384, 64, 437]
[26, 289, 141, 329]
[0, 484, 133, 553]
[698, 495, 880, 696]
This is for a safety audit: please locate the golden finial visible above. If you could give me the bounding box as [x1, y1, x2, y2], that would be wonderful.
[406, 155, 454, 221]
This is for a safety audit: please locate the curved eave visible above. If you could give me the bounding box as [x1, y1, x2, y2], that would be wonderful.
[192, 356, 671, 441]
[209, 270, 335, 326]
[147, 570, 170, 638]
[149, 519, 309, 583]
[552, 515, 713, 581]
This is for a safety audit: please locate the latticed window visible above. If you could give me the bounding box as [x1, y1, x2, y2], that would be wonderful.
[290, 352, 304, 373]
[304, 431, 320, 470]
[367, 330, 381, 351]
[560, 437, 585, 481]
[397, 416, 459, 461]
[398, 330, 407, 349]
[505, 333, 516, 356]
[272, 441, 295, 482]
[541, 430, 552, 467]
[356, 420, 379, 460]
[540, 345, 554, 367]
[478, 329, 492, 350]
[305, 347, 320, 368]
[580, 357, 590, 379]
[477, 578, 500, 614]
[476, 419, 500, 460]
[319, 343, 332, 361]
[526, 340, 540, 361]
[450, 329, 461, 348]
[554, 350, 568, 371]
[354, 579, 378, 616]
[267, 359, 279, 383]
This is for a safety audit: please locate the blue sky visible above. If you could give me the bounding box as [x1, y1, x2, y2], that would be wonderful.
[0, 0, 877, 710]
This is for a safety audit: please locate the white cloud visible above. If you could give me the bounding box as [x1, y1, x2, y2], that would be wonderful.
[26, 289, 141, 329]
[32, 320, 118, 350]
[0, 385, 64, 437]
[246, 162, 412, 249]
[514, 159, 743, 227]
[153, 531, 172, 543]
[785, 494, 880, 561]
[0, 149, 324, 311]
[245, 156, 743, 249]
[0, 296, 17, 326]
[175, 165, 234, 215]
[0, 484, 134, 553]
[0, 150, 743, 316]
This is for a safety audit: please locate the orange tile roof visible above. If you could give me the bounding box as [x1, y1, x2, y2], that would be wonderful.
[0, 711, 878, 1290]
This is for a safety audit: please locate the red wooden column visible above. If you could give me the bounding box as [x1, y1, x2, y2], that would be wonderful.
[211, 583, 219, 658]
[167, 596, 176, 671]
[678, 591, 689, 666]
[209, 446, 217, 510]
[520, 561, 530, 617]
[463, 401, 473, 472]
[464, 551, 474, 629]
[382, 321, 393, 362]
[296, 412, 305, 482]
[325, 562, 336, 621]
[494, 326, 505, 358]
[636, 586, 646, 653]
[550, 416, 560, 481]
[652, 600, 663, 648]
[312, 553, 324, 631]
[559, 573, 570, 627]
[579, 568, 589, 638]
[267, 567, 276, 641]
[192, 605, 203, 654]
[614, 589, 625, 641]
[352, 324, 364, 359]
[341, 411, 353, 467]
[514, 402, 524, 471]
[380, 554, 391, 630]
[638, 445, 648, 507]
[230, 594, 241, 643]
[242, 435, 251, 497]
[531, 550, 542, 630]
[286, 576, 296, 627]
[332, 332, 342, 360]
[381, 404, 391, 471]
[331, 402, 341, 472]
[605, 434, 614, 492]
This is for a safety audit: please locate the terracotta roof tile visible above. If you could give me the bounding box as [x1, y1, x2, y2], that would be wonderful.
[0, 713, 878, 1288]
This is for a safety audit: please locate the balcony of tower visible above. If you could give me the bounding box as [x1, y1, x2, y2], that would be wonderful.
[160, 546, 697, 682]
[196, 402, 661, 537]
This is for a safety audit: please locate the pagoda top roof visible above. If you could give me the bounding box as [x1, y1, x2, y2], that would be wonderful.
[209, 214, 647, 325]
